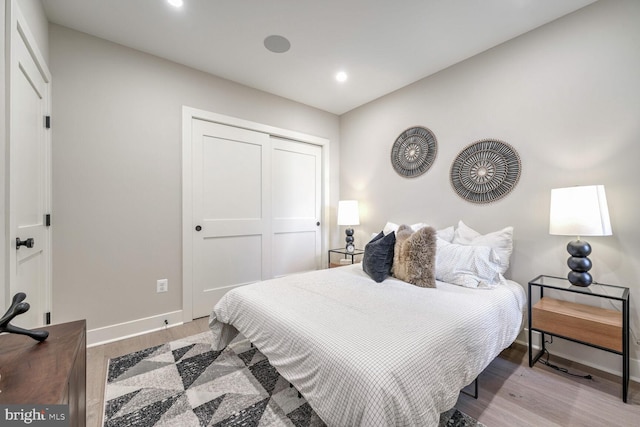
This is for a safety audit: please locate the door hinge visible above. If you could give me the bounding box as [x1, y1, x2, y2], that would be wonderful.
[45, 312, 51, 325]
[45, 214, 51, 227]
[45, 116, 51, 129]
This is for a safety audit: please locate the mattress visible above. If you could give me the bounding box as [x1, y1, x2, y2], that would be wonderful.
[209, 264, 526, 426]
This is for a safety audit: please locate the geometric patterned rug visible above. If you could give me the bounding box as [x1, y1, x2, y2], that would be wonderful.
[103, 331, 486, 427]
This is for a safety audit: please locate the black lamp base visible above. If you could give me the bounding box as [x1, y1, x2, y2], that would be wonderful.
[567, 271, 592, 287]
[345, 228, 354, 249]
[566, 239, 592, 287]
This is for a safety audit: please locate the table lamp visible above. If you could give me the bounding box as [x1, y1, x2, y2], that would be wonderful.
[337, 200, 360, 253]
[549, 185, 612, 286]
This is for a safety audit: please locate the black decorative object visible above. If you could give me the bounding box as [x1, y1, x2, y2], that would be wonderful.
[0, 292, 49, 342]
[450, 139, 521, 204]
[566, 240, 593, 286]
[391, 126, 437, 178]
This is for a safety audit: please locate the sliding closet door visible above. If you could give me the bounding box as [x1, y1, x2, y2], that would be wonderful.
[191, 120, 271, 317]
[271, 138, 322, 277]
[189, 120, 323, 318]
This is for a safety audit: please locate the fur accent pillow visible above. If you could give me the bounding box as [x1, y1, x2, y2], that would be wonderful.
[393, 225, 437, 288]
[392, 224, 413, 281]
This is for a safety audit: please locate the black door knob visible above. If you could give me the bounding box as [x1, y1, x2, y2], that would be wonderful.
[195, 225, 202, 231]
[316, 221, 320, 226]
[16, 238, 35, 250]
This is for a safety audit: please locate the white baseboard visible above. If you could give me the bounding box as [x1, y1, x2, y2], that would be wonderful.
[516, 329, 640, 383]
[87, 310, 184, 347]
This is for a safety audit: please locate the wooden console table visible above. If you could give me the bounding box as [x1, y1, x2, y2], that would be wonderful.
[0, 320, 86, 427]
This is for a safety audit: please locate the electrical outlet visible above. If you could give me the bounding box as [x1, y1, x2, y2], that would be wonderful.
[157, 279, 168, 293]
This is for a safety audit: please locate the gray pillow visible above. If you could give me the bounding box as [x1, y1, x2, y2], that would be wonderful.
[362, 231, 396, 282]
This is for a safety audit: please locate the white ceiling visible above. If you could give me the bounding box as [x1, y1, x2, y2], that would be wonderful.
[42, 0, 597, 115]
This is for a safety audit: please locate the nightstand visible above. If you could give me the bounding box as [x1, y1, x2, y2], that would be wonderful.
[328, 248, 364, 268]
[528, 275, 629, 402]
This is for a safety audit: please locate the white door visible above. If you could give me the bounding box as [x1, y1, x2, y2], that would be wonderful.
[271, 138, 322, 277]
[191, 120, 270, 317]
[7, 5, 52, 328]
[190, 120, 322, 318]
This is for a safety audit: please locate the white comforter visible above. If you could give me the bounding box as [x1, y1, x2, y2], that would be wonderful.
[209, 264, 526, 427]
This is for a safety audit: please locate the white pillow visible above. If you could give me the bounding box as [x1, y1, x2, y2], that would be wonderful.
[410, 222, 428, 232]
[382, 222, 399, 236]
[383, 221, 427, 234]
[383, 221, 454, 242]
[435, 238, 504, 288]
[436, 225, 455, 243]
[452, 220, 513, 274]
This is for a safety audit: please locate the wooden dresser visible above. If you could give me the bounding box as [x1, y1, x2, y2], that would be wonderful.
[0, 320, 86, 427]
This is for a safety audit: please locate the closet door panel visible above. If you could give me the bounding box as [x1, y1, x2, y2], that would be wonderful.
[191, 120, 270, 317]
[271, 138, 322, 277]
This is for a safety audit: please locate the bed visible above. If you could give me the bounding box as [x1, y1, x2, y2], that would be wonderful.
[209, 259, 526, 426]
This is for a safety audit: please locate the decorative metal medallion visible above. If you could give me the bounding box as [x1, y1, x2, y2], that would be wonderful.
[450, 139, 521, 204]
[391, 127, 437, 178]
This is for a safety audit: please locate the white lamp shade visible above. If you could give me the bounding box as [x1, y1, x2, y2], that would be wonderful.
[337, 200, 360, 226]
[549, 185, 612, 236]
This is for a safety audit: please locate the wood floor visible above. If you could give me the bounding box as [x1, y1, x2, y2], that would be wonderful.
[88, 318, 639, 427]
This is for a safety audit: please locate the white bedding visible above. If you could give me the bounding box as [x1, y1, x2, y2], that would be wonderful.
[209, 264, 526, 427]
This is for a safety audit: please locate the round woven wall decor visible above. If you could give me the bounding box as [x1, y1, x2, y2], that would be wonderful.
[391, 126, 437, 178]
[450, 139, 521, 204]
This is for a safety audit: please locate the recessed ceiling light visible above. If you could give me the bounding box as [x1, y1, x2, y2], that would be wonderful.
[168, 0, 183, 8]
[264, 35, 291, 53]
[336, 71, 348, 83]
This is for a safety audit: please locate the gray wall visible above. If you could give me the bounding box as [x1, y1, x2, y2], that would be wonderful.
[49, 25, 340, 330]
[340, 0, 640, 369]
